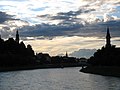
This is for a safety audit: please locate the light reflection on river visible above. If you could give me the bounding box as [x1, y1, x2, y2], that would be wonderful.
[0, 67, 120, 90]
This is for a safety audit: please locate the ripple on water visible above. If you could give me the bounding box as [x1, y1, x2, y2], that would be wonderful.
[0, 67, 120, 90]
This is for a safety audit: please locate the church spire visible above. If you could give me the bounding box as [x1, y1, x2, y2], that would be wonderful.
[65, 51, 68, 57]
[16, 30, 19, 43]
[105, 27, 111, 48]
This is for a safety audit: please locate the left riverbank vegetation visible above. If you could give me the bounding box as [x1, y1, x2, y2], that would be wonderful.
[0, 30, 86, 71]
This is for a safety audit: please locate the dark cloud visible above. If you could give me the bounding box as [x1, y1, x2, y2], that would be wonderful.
[36, 8, 96, 35]
[37, 14, 51, 19]
[14, 18, 120, 40]
[37, 8, 95, 24]
[18, 19, 120, 38]
[70, 49, 96, 58]
[114, 2, 120, 5]
[0, 0, 120, 42]
[0, 11, 28, 38]
[0, 11, 16, 38]
[19, 23, 83, 37]
[0, 6, 120, 39]
[0, 11, 17, 23]
[97, 21, 120, 37]
[58, 8, 95, 16]
[38, 8, 95, 19]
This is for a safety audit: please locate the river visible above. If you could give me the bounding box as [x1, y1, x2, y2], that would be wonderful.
[0, 67, 120, 90]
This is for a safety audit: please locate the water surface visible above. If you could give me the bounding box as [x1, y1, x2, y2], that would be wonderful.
[0, 67, 120, 90]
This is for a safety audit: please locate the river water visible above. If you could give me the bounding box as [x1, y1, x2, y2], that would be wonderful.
[0, 67, 120, 90]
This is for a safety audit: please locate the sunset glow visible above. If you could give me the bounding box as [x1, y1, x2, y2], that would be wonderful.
[0, 0, 120, 57]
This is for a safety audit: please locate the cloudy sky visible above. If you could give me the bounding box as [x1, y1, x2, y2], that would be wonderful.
[0, 0, 120, 58]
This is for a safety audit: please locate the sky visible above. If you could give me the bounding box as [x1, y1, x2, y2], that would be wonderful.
[0, 0, 120, 58]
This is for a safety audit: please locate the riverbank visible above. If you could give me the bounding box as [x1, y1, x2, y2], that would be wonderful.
[0, 63, 82, 72]
[80, 66, 120, 77]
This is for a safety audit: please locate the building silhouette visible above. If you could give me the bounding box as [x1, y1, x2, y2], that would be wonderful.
[15, 30, 19, 43]
[88, 27, 120, 66]
[65, 51, 68, 58]
[0, 31, 35, 66]
[105, 27, 111, 48]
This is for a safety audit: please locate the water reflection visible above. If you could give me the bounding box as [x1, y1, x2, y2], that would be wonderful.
[87, 74, 120, 90]
[0, 68, 120, 90]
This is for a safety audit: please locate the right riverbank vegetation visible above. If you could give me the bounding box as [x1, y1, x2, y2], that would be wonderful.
[80, 27, 120, 77]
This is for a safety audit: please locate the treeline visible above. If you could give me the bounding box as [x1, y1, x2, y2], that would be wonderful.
[88, 46, 120, 66]
[0, 37, 81, 67]
[0, 37, 35, 66]
[36, 53, 79, 65]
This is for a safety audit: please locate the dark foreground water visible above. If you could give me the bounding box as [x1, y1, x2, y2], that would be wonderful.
[0, 67, 120, 90]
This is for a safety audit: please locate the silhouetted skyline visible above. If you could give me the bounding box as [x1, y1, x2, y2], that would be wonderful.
[0, 0, 120, 57]
[0, 30, 35, 66]
[88, 27, 120, 66]
[0, 31, 80, 67]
